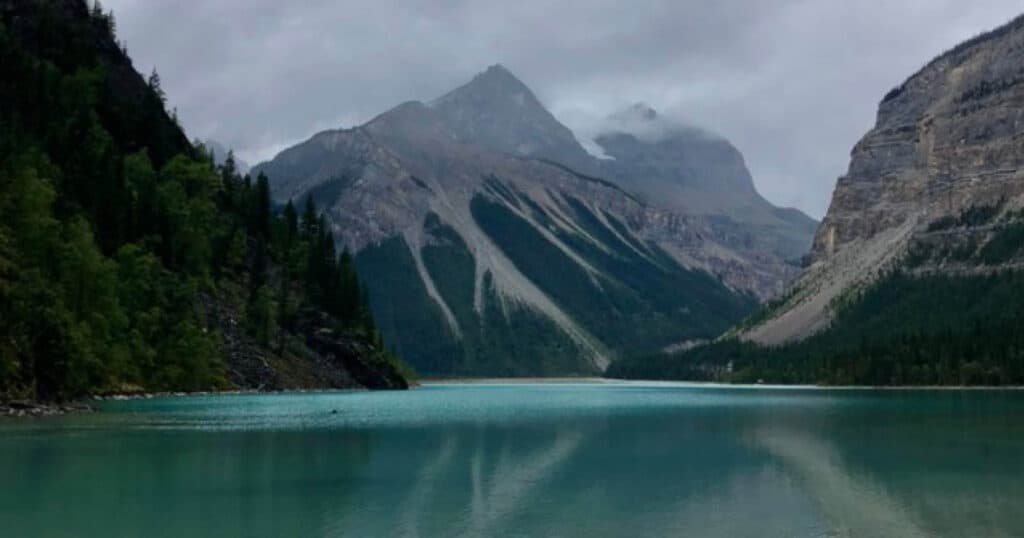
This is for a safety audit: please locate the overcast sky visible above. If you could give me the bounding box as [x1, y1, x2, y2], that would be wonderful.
[105, 0, 1021, 218]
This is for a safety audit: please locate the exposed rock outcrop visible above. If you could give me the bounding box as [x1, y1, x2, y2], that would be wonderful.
[2, 400, 93, 418]
[201, 294, 407, 391]
[745, 14, 1024, 344]
[592, 104, 817, 293]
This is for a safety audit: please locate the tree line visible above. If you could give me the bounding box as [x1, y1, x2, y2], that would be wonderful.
[0, 1, 395, 401]
[608, 270, 1024, 386]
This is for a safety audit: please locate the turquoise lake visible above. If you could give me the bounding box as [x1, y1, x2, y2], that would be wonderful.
[2, 382, 1023, 537]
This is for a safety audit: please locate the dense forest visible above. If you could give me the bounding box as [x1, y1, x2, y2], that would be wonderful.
[0, 0, 407, 401]
[608, 270, 1024, 386]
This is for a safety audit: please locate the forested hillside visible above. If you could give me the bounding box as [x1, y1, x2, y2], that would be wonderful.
[0, 0, 407, 401]
[609, 14, 1024, 387]
[608, 270, 1024, 385]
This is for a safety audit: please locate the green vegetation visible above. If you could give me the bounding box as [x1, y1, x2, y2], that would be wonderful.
[618, 203, 1024, 385]
[472, 274, 591, 376]
[908, 204, 1024, 267]
[470, 191, 755, 357]
[354, 236, 463, 374]
[926, 202, 1004, 231]
[421, 214, 591, 376]
[957, 76, 1024, 104]
[735, 285, 802, 331]
[979, 221, 1024, 264]
[608, 270, 1024, 386]
[355, 213, 591, 377]
[0, 1, 401, 401]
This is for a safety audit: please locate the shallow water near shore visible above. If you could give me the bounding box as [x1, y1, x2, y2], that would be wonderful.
[2, 383, 1023, 537]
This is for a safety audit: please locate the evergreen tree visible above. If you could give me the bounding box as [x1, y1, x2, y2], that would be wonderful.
[252, 172, 272, 239]
[609, 270, 1024, 387]
[220, 149, 238, 205]
[147, 68, 165, 104]
[302, 196, 318, 238]
[337, 248, 360, 325]
[0, 3, 408, 400]
[283, 199, 298, 245]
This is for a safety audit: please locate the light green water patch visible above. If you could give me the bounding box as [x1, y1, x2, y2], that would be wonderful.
[2, 385, 1023, 537]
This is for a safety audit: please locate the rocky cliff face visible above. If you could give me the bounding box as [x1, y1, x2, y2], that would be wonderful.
[593, 103, 817, 270]
[745, 14, 1024, 344]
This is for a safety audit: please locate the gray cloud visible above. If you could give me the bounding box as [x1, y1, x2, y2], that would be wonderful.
[105, 0, 1022, 217]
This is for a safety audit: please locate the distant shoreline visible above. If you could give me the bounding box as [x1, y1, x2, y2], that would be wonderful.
[421, 378, 1024, 390]
[7, 379, 1024, 418]
[420, 377, 616, 385]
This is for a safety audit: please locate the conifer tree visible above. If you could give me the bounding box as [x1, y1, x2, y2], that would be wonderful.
[147, 68, 165, 104]
[252, 172, 272, 240]
[302, 196, 318, 238]
[283, 199, 298, 245]
[0, 3, 409, 399]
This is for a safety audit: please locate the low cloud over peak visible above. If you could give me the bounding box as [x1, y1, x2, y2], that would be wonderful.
[106, 0, 1022, 218]
[559, 102, 722, 160]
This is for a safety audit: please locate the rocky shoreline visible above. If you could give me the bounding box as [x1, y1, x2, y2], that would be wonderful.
[2, 391, 256, 419]
[1, 400, 95, 418]
[1, 384, 422, 419]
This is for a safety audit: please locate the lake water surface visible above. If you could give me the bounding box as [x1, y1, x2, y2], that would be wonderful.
[2, 382, 1023, 537]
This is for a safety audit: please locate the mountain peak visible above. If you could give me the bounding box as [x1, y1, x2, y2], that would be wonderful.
[431, 63, 534, 109]
[481, 63, 517, 80]
[426, 64, 596, 171]
[474, 63, 526, 88]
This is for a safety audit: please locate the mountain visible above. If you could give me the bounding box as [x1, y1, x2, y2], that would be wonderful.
[428, 69, 816, 274]
[592, 103, 817, 263]
[0, 0, 407, 401]
[429, 64, 598, 174]
[609, 13, 1024, 386]
[744, 13, 1024, 346]
[256, 66, 771, 376]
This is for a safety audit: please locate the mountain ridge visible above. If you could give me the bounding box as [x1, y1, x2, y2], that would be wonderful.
[742, 11, 1024, 346]
[427, 64, 600, 174]
[254, 66, 773, 375]
[591, 105, 818, 263]
[256, 67, 815, 296]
